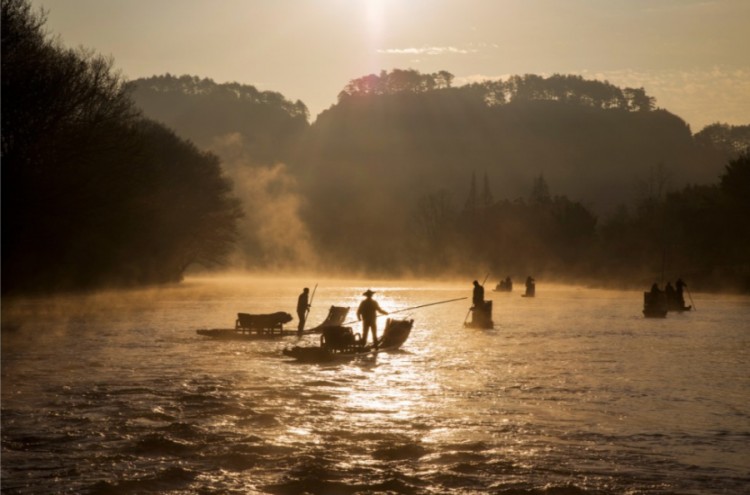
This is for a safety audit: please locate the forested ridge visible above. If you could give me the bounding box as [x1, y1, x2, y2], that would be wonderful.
[128, 68, 750, 291]
[3, 0, 749, 294]
[127, 74, 309, 165]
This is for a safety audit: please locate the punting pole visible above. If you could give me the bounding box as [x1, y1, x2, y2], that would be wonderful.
[686, 285, 696, 311]
[389, 296, 468, 315]
[343, 296, 467, 326]
[300, 283, 318, 332]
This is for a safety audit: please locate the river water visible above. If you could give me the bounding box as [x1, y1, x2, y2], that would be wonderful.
[2, 276, 749, 494]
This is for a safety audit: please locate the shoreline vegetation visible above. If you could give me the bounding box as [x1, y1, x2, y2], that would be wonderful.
[3, 0, 749, 297]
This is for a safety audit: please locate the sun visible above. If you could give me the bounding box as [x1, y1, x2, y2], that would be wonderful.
[364, 0, 387, 39]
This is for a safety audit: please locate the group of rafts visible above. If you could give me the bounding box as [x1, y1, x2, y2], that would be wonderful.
[642, 278, 693, 318]
[196, 300, 418, 363]
[195, 286, 502, 363]
[196, 276, 686, 362]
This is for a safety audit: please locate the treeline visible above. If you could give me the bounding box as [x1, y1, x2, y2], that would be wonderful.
[695, 123, 750, 157]
[407, 160, 750, 292]
[1, 0, 242, 295]
[403, 175, 599, 279]
[595, 152, 750, 291]
[339, 70, 655, 112]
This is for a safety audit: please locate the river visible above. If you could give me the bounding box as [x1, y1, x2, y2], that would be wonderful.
[2, 276, 749, 494]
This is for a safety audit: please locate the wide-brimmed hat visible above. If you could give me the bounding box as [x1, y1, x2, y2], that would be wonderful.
[363, 289, 375, 296]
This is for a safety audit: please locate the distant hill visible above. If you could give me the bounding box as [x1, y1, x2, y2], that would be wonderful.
[128, 72, 737, 215]
[301, 72, 728, 214]
[127, 71, 746, 274]
[127, 74, 309, 166]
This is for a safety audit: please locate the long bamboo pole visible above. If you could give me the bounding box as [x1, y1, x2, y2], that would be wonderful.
[343, 296, 467, 326]
[299, 283, 318, 333]
[685, 285, 696, 311]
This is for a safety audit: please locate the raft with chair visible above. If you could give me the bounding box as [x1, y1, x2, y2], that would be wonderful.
[282, 318, 413, 363]
[196, 306, 350, 340]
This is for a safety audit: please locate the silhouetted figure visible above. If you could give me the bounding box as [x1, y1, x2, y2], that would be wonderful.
[357, 290, 388, 348]
[468, 281, 493, 328]
[675, 278, 687, 308]
[297, 287, 310, 333]
[524, 276, 536, 297]
[495, 276, 513, 292]
[665, 281, 676, 308]
[644, 282, 667, 317]
[472, 280, 485, 307]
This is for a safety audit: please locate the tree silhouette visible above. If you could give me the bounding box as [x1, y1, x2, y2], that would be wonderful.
[695, 123, 750, 158]
[530, 174, 551, 204]
[2, 0, 242, 294]
[481, 172, 494, 207]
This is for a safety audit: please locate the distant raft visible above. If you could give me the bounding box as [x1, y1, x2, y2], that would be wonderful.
[283, 318, 413, 363]
[493, 278, 513, 292]
[666, 293, 692, 312]
[464, 301, 494, 329]
[196, 306, 350, 340]
[522, 277, 536, 297]
[643, 291, 668, 318]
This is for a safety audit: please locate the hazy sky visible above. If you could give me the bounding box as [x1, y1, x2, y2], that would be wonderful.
[32, 0, 750, 130]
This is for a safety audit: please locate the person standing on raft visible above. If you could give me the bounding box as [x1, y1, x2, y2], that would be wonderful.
[472, 280, 485, 307]
[357, 290, 389, 348]
[675, 278, 688, 308]
[296, 287, 310, 334]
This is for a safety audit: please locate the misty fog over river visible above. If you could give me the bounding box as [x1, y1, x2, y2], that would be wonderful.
[2, 276, 748, 494]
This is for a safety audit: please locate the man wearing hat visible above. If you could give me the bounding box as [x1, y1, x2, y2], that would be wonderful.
[357, 289, 389, 348]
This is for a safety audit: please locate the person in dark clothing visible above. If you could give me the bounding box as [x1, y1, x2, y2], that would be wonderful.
[357, 289, 388, 348]
[524, 276, 536, 297]
[645, 282, 666, 314]
[675, 278, 687, 307]
[472, 280, 485, 307]
[665, 281, 676, 306]
[297, 287, 310, 333]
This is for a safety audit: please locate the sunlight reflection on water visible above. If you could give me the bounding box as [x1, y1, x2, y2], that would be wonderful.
[2, 275, 749, 494]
